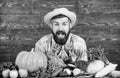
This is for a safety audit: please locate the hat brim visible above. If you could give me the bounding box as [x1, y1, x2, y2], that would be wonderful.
[44, 8, 77, 28]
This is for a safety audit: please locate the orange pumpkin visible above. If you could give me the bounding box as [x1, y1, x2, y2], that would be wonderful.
[15, 48, 47, 72]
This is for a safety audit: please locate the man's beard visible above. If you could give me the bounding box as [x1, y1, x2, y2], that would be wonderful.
[52, 30, 70, 45]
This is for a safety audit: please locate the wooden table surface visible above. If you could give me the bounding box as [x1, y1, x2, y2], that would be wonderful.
[0, 76, 119, 78]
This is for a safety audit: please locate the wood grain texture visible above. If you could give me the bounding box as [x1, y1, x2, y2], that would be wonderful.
[0, 0, 120, 70]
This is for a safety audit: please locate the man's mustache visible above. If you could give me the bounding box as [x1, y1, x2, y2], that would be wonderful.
[56, 30, 66, 35]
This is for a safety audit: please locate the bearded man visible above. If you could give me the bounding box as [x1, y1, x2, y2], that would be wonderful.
[35, 7, 87, 62]
[34, 8, 120, 77]
[34, 8, 88, 73]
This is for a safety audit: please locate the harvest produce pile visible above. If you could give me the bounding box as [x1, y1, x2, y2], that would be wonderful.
[0, 62, 51, 78]
[0, 46, 119, 78]
[0, 62, 28, 78]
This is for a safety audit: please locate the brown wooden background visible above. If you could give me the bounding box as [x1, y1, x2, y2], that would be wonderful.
[0, 0, 120, 70]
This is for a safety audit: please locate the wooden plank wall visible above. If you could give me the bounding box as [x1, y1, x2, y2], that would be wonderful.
[0, 0, 120, 70]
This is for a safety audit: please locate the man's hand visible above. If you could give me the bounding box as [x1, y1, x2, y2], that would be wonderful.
[58, 49, 68, 59]
[75, 60, 89, 72]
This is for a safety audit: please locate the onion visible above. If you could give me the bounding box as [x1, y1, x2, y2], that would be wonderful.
[19, 69, 28, 77]
[2, 69, 10, 78]
[9, 70, 18, 78]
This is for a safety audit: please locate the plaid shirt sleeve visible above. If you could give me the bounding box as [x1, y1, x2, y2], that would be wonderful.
[34, 35, 50, 53]
[72, 35, 88, 62]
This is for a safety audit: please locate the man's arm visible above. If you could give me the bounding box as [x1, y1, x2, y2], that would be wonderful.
[34, 35, 50, 53]
[73, 38, 88, 71]
[73, 36, 88, 62]
[68, 38, 88, 71]
[34, 42, 47, 53]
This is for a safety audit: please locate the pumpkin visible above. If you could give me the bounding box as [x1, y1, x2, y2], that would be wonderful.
[15, 48, 47, 72]
[18, 69, 28, 78]
[9, 70, 18, 78]
[87, 60, 104, 74]
[2, 69, 10, 78]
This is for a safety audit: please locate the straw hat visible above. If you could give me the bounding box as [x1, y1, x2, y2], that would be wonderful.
[44, 8, 77, 28]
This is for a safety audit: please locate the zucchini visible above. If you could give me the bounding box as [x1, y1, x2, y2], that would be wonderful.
[95, 63, 117, 77]
[111, 70, 120, 77]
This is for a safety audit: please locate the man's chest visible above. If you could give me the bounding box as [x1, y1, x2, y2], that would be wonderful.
[46, 42, 77, 63]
